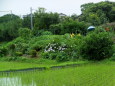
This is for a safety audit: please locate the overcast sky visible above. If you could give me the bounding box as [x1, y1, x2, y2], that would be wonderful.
[0, 0, 115, 16]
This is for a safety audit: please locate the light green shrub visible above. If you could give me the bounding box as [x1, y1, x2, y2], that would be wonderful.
[18, 28, 32, 39]
[41, 31, 53, 35]
[15, 52, 23, 56]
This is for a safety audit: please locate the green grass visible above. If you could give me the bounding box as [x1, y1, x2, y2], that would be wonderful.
[0, 62, 115, 86]
[0, 58, 88, 71]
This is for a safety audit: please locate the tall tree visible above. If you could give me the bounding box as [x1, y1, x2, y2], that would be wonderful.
[80, 1, 115, 25]
[34, 8, 60, 30]
[0, 14, 22, 41]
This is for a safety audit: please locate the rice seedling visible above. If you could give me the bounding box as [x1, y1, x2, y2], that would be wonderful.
[0, 62, 114, 86]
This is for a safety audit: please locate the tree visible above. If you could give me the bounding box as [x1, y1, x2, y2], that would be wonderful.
[34, 8, 60, 30]
[50, 19, 87, 35]
[80, 1, 115, 25]
[71, 14, 78, 20]
[22, 14, 31, 29]
[0, 14, 20, 23]
[0, 14, 22, 41]
[86, 13, 101, 25]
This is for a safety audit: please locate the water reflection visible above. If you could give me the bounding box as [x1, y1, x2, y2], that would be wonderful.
[0, 77, 36, 86]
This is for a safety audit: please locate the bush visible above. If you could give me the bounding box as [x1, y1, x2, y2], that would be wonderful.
[78, 32, 114, 61]
[41, 31, 53, 35]
[0, 37, 28, 56]
[56, 52, 69, 62]
[42, 52, 69, 61]
[42, 34, 82, 61]
[110, 44, 115, 61]
[49, 20, 87, 35]
[0, 47, 7, 57]
[102, 22, 115, 32]
[15, 52, 23, 56]
[41, 52, 49, 59]
[41, 52, 57, 60]
[18, 28, 32, 39]
[29, 50, 37, 57]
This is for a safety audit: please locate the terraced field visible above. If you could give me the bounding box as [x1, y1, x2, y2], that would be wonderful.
[0, 62, 115, 86]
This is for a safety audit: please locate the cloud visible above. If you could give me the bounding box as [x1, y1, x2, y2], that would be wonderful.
[0, 0, 115, 16]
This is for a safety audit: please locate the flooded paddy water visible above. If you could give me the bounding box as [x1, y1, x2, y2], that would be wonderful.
[0, 64, 115, 86]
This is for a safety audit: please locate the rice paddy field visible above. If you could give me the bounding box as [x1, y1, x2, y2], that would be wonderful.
[0, 61, 115, 86]
[0, 60, 87, 71]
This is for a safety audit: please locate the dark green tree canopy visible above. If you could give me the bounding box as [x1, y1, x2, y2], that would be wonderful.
[0, 14, 20, 23]
[80, 1, 115, 25]
[22, 14, 31, 29]
[34, 8, 60, 30]
[0, 14, 22, 41]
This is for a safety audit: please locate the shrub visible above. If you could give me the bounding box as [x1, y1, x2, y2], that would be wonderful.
[41, 31, 53, 35]
[102, 22, 115, 32]
[78, 32, 114, 61]
[18, 28, 32, 39]
[49, 24, 62, 34]
[15, 52, 23, 56]
[41, 52, 49, 59]
[7, 57, 18, 61]
[0, 37, 28, 56]
[32, 29, 44, 36]
[56, 52, 69, 62]
[0, 47, 7, 57]
[8, 43, 15, 51]
[42, 34, 82, 61]
[110, 44, 115, 61]
[49, 53, 57, 60]
[41, 52, 57, 60]
[49, 20, 87, 35]
[29, 50, 37, 57]
[42, 52, 69, 61]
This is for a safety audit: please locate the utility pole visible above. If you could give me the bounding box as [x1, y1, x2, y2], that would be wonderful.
[10, 10, 13, 18]
[30, 7, 33, 30]
[0, 10, 12, 15]
[0, 10, 12, 18]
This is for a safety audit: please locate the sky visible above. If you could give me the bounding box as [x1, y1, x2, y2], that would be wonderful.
[0, 0, 115, 16]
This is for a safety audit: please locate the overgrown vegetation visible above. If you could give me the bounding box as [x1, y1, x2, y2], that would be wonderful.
[0, 1, 115, 62]
[78, 32, 114, 60]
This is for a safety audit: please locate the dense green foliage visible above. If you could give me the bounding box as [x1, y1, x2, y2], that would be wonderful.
[22, 14, 31, 29]
[80, 1, 115, 25]
[0, 1, 115, 61]
[0, 14, 22, 41]
[18, 28, 32, 39]
[0, 2, 115, 86]
[0, 20, 21, 41]
[50, 19, 87, 35]
[0, 14, 20, 23]
[78, 32, 114, 60]
[0, 1, 115, 41]
[34, 8, 60, 31]
[0, 31, 114, 61]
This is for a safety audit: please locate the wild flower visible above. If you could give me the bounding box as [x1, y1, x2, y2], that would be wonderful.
[77, 33, 81, 36]
[105, 27, 110, 31]
[44, 43, 67, 52]
[70, 33, 75, 38]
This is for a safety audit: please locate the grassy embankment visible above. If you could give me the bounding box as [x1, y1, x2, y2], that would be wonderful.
[0, 58, 88, 71]
[0, 57, 114, 72]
